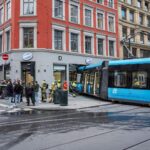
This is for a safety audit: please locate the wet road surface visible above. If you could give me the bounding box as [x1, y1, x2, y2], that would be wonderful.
[0, 103, 150, 150]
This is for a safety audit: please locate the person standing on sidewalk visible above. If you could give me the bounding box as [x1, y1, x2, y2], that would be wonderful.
[25, 83, 35, 106]
[33, 81, 39, 104]
[6, 80, 14, 107]
[13, 80, 22, 106]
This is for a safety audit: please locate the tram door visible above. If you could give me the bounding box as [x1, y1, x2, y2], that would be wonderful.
[94, 72, 100, 96]
[21, 62, 35, 85]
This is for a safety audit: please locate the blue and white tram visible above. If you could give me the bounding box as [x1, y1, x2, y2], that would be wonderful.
[78, 58, 150, 105]
[108, 58, 150, 104]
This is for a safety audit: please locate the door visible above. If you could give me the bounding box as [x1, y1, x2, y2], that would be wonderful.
[21, 62, 35, 85]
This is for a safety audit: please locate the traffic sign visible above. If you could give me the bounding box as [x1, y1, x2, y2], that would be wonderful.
[2, 54, 9, 61]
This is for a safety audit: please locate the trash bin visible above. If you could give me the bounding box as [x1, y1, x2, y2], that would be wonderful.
[60, 90, 68, 106]
[53, 89, 61, 104]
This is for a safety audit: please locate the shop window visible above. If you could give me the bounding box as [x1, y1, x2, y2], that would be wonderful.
[114, 71, 127, 87]
[132, 71, 147, 88]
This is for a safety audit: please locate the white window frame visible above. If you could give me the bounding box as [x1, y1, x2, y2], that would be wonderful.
[96, 9, 105, 30]
[108, 0, 114, 8]
[20, 0, 37, 16]
[5, 0, 11, 21]
[0, 31, 3, 53]
[19, 23, 37, 49]
[52, 0, 65, 20]
[69, 29, 81, 53]
[108, 13, 116, 33]
[83, 6, 93, 27]
[69, 1, 80, 24]
[4, 26, 11, 52]
[52, 25, 66, 51]
[84, 32, 94, 55]
[0, 4, 4, 25]
[97, 0, 104, 5]
[96, 34, 106, 56]
[108, 37, 116, 57]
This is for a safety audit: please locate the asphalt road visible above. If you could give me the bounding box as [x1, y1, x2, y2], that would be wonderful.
[0, 103, 150, 150]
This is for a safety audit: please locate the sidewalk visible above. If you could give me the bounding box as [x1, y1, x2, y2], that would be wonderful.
[0, 95, 110, 111]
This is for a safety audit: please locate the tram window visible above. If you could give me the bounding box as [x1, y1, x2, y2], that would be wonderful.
[114, 71, 127, 87]
[132, 71, 147, 88]
[95, 72, 100, 95]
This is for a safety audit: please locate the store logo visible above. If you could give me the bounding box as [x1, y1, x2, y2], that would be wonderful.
[22, 52, 33, 61]
[85, 58, 93, 65]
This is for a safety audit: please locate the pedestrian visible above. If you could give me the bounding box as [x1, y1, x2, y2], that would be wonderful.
[41, 80, 47, 102]
[6, 80, 14, 107]
[25, 83, 35, 106]
[33, 81, 40, 104]
[13, 80, 22, 106]
[48, 82, 56, 103]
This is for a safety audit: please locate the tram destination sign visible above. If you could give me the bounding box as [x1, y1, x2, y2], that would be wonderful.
[2, 54, 9, 61]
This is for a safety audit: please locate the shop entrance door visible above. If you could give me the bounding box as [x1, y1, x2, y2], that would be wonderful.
[53, 65, 66, 83]
[21, 62, 35, 85]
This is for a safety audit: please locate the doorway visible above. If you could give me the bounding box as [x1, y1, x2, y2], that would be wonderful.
[21, 62, 35, 85]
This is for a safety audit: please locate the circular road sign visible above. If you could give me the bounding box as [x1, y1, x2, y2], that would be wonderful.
[2, 54, 9, 61]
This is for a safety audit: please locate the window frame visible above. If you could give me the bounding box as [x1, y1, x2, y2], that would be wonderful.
[96, 9, 105, 30]
[20, 0, 36, 16]
[108, 14, 115, 33]
[19, 23, 37, 49]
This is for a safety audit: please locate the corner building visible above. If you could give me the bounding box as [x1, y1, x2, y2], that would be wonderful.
[0, 0, 119, 85]
[119, 0, 150, 59]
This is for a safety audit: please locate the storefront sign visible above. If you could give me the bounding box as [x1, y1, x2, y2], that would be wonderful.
[22, 52, 33, 61]
[85, 58, 93, 65]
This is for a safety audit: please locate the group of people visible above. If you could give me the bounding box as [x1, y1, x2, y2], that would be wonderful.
[0, 79, 69, 107]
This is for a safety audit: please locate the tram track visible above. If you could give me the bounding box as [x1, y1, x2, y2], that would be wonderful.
[0, 103, 121, 127]
[0, 105, 150, 150]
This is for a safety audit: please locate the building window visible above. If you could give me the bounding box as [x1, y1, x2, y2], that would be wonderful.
[122, 26, 127, 38]
[97, 12, 104, 29]
[85, 8, 92, 27]
[6, 30, 10, 51]
[0, 35, 2, 53]
[23, 28, 34, 48]
[140, 49, 150, 57]
[140, 32, 144, 44]
[6, 0, 11, 20]
[139, 14, 144, 25]
[109, 40, 115, 56]
[147, 16, 150, 27]
[54, 0, 64, 19]
[108, 15, 115, 32]
[121, 7, 126, 20]
[130, 28, 135, 42]
[97, 38, 103, 55]
[145, 1, 149, 11]
[97, 0, 103, 4]
[85, 36, 92, 54]
[0, 6, 4, 25]
[108, 0, 113, 8]
[70, 4, 78, 24]
[137, 0, 141, 8]
[129, 10, 134, 22]
[70, 33, 78, 52]
[54, 30, 63, 50]
[127, 0, 132, 5]
[148, 33, 150, 43]
[23, 0, 34, 15]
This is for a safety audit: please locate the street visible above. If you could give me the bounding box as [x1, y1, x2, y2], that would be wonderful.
[0, 101, 150, 150]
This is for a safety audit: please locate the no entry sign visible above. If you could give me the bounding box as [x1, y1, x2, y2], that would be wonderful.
[2, 54, 9, 61]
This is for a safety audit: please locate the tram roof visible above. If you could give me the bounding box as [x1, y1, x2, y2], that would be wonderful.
[109, 58, 150, 66]
[78, 61, 103, 71]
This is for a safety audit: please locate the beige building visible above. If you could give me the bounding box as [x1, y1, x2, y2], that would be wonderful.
[119, 0, 150, 58]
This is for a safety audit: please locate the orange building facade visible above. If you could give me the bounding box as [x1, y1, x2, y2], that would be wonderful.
[0, 0, 119, 85]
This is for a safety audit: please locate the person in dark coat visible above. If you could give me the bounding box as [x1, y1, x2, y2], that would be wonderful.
[6, 80, 14, 104]
[25, 83, 35, 106]
[13, 80, 22, 105]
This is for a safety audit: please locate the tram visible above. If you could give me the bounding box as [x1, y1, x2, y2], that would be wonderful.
[78, 58, 150, 105]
